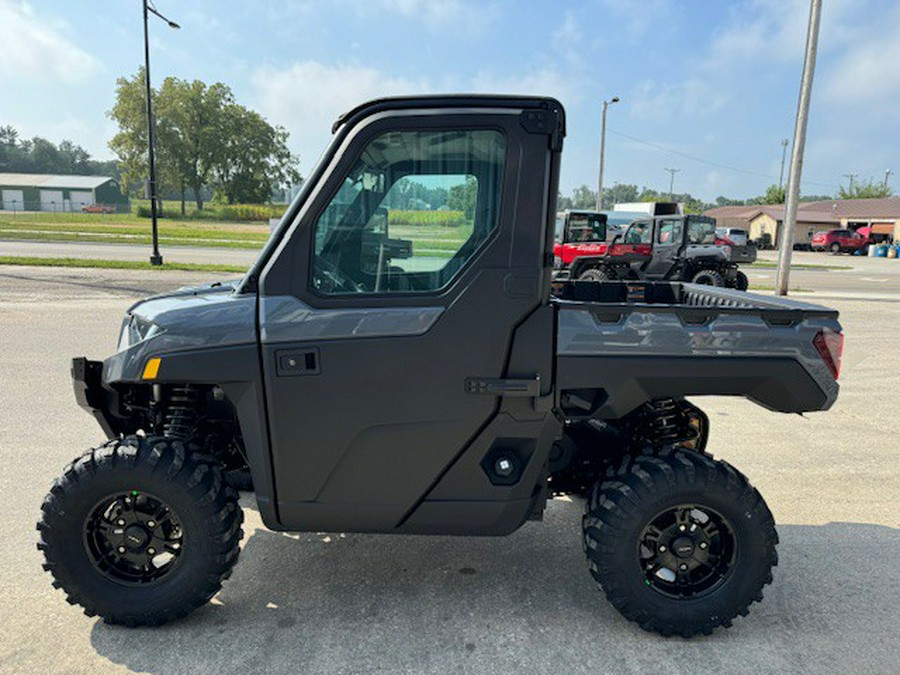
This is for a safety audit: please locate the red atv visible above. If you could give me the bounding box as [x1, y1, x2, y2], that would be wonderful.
[555, 214, 749, 290]
[553, 210, 652, 280]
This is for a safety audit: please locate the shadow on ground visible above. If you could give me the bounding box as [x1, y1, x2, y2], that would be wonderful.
[89, 500, 899, 674]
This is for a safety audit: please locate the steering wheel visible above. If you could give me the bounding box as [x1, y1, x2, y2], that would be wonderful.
[312, 257, 365, 294]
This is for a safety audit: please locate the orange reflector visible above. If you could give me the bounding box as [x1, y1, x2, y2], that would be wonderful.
[142, 357, 161, 380]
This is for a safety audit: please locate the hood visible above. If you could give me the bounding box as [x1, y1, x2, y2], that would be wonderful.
[124, 282, 256, 351]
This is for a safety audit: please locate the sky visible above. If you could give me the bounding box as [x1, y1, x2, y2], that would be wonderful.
[1, 0, 898, 202]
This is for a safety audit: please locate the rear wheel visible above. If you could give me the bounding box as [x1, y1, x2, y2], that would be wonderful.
[582, 449, 777, 637]
[578, 267, 612, 282]
[37, 436, 243, 626]
[733, 270, 749, 291]
[690, 269, 725, 287]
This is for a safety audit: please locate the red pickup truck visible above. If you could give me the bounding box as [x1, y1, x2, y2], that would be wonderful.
[811, 229, 869, 254]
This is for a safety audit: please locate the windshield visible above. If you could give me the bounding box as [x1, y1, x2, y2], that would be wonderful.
[565, 213, 607, 242]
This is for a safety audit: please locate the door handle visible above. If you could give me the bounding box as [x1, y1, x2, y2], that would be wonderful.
[275, 348, 320, 376]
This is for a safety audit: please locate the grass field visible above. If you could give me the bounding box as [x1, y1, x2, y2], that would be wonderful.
[0, 256, 247, 273]
[0, 214, 473, 258]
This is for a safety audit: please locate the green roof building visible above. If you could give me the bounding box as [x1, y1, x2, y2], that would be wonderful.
[0, 173, 128, 212]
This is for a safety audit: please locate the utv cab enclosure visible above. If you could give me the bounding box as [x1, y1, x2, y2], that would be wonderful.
[40, 96, 843, 637]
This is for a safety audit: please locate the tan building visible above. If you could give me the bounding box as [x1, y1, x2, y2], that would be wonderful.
[704, 197, 900, 247]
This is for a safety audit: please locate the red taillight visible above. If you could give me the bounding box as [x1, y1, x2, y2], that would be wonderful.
[813, 329, 843, 379]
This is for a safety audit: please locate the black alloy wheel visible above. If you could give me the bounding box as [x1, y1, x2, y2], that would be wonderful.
[638, 504, 736, 599]
[83, 491, 183, 585]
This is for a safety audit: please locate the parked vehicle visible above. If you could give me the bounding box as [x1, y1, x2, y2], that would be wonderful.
[39, 95, 843, 637]
[811, 229, 870, 253]
[716, 227, 748, 246]
[557, 214, 751, 289]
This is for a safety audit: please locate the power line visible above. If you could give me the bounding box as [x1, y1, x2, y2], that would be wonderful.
[606, 127, 839, 191]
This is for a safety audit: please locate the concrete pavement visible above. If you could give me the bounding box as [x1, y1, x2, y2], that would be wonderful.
[0, 265, 897, 674]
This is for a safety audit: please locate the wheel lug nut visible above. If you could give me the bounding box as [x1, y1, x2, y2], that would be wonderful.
[679, 525, 686, 532]
[699, 542, 708, 550]
[658, 545, 667, 552]
[679, 563, 688, 571]
[117, 546, 126, 554]
[117, 519, 125, 526]
[147, 547, 156, 555]
[147, 521, 155, 528]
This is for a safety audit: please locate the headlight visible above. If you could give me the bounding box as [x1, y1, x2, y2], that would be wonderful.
[118, 314, 162, 351]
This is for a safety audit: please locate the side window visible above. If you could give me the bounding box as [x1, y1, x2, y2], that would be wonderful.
[624, 221, 652, 244]
[312, 129, 506, 295]
[687, 219, 716, 244]
[658, 218, 682, 244]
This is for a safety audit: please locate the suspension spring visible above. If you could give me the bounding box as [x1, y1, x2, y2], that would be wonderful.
[162, 385, 200, 440]
[639, 399, 693, 446]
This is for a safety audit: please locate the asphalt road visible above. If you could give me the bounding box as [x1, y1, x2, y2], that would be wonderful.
[4, 240, 900, 295]
[0, 265, 897, 674]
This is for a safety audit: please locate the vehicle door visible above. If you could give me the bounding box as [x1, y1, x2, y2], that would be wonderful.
[256, 100, 562, 532]
[643, 217, 683, 277]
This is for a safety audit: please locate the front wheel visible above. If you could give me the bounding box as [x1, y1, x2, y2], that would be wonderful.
[37, 436, 243, 626]
[733, 270, 749, 291]
[830, 242, 841, 254]
[691, 269, 725, 286]
[582, 449, 777, 637]
[578, 267, 612, 282]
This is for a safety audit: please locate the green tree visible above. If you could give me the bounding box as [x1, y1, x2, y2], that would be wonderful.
[838, 178, 892, 199]
[603, 183, 639, 205]
[109, 69, 299, 210]
[212, 103, 299, 204]
[570, 184, 597, 209]
[753, 184, 785, 204]
[447, 176, 478, 219]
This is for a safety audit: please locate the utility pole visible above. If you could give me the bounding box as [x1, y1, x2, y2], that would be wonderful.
[596, 96, 620, 211]
[779, 138, 789, 189]
[884, 169, 892, 191]
[142, 0, 180, 266]
[665, 167, 680, 201]
[776, 0, 821, 296]
[842, 173, 858, 193]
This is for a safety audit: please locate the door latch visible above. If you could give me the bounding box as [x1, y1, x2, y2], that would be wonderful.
[275, 348, 320, 376]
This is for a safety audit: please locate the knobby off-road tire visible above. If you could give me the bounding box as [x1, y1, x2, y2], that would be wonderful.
[691, 269, 725, 287]
[733, 270, 749, 291]
[578, 267, 612, 282]
[582, 448, 777, 637]
[37, 435, 243, 627]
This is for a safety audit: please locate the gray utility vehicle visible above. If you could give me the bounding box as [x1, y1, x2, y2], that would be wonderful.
[571, 214, 755, 289]
[38, 96, 844, 637]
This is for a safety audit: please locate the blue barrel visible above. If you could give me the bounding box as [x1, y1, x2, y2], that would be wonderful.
[874, 244, 888, 257]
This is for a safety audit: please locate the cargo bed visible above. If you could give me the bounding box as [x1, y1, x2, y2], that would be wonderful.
[552, 281, 841, 419]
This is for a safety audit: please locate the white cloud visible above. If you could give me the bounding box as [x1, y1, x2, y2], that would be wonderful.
[252, 61, 429, 173]
[628, 78, 728, 122]
[357, 0, 499, 34]
[0, 1, 98, 82]
[252, 59, 587, 175]
[470, 67, 584, 104]
[822, 5, 900, 114]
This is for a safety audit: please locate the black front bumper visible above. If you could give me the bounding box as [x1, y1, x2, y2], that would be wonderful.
[71, 357, 120, 438]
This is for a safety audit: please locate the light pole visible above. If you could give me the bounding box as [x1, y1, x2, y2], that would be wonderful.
[596, 96, 619, 211]
[142, 0, 179, 266]
[665, 167, 680, 201]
